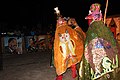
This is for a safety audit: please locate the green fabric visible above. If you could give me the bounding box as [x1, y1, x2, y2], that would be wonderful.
[82, 21, 119, 80]
[85, 21, 118, 53]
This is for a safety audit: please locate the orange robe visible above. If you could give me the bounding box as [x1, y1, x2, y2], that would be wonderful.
[54, 23, 85, 75]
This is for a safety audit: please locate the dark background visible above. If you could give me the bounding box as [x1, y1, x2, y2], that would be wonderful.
[0, 0, 120, 33]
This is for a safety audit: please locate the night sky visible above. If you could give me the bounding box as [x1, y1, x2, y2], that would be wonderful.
[0, 0, 120, 32]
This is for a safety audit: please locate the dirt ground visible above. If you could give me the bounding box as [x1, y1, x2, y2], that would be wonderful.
[0, 50, 120, 80]
[0, 50, 77, 80]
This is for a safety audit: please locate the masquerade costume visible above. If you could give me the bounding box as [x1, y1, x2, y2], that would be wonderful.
[83, 3, 119, 80]
[54, 7, 85, 80]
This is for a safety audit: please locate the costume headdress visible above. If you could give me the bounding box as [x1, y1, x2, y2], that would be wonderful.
[85, 3, 102, 23]
[90, 3, 101, 12]
[54, 7, 61, 17]
[54, 7, 67, 27]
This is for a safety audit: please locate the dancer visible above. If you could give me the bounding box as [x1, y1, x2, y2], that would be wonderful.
[54, 7, 85, 80]
[84, 3, 119, 80]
